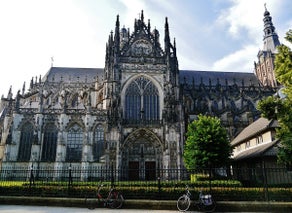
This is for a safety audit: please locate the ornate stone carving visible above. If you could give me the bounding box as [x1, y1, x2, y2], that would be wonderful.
[120, 63, 166, 72]
[131, 39, 153, 56]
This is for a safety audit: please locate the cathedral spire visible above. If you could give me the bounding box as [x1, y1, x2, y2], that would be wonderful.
[114, 15, 120, 54]
[7, 86, 12, 99]
[147, 19, 151, 34]
[164, 17, 170, 55]
[141, 10, 144, 23]
[262, 4, 280, 52]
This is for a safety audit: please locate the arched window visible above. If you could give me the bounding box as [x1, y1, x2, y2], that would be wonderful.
[66, 124, 83, 162]
[93, 124, 104, 162]
[71, 94, 78, 107]
[41, 124, 58, 162]
[18, 122, 34, 161]
[83, 92, 88, 104]
[125, 76, 159, 121]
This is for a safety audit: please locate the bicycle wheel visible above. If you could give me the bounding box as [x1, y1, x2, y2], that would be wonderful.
[111, 193, 124, 209]
[85, 198, 97, 210]
[107, 192, 124, 209]
[177, 195, 191, 212]
[197, 198, 216, 212]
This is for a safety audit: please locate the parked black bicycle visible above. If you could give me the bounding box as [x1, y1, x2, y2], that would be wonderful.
[177, 185, 216, 212]
[85, 183, 124, 209]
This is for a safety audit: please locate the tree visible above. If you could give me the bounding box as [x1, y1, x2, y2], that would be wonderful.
[258, 29, 292, 164]
[183, 114, 232, 170]
[257, 96, 284, 120]
[274, 29, 292, 164]
[275, 29, 292, 92]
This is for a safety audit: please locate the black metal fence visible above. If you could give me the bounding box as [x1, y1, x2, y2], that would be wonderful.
[1, 165, 292, 201]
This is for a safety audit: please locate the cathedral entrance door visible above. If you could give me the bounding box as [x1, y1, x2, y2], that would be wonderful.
[145, 161, 156, 180]
[128, 161, 139, 180]
[121, 128, 163, 180]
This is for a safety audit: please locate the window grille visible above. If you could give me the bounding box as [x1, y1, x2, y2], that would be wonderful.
[41, 124, 58, 162]
[93, 124, 105, 162]
[66, 124, 83, 162]
[125, 76, 159, 121]
[17, 123, 34, 161]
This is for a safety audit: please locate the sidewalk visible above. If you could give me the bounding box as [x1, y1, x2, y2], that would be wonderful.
[0, 196, 292, 212]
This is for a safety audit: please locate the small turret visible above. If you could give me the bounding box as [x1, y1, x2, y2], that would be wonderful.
[147, 19, 151, 35]
[153, 28, 160, 44]
[141, 10, 144, 23]
[173, 38, 177, 57]
[22, 82, 25, 95]
[120, 26, 128, 49]
[7, 86, 13, 100]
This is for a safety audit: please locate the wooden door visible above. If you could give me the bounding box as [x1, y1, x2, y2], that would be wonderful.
[145, 161, 156, 180]
[128, 161, 139, 180]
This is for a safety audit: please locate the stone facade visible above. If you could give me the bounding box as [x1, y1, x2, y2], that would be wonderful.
[0, 9, 279, 180]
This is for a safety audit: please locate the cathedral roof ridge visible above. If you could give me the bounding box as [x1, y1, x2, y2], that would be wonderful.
[180, 69, 254, 74]
[49, 66, 101, 70]
[43, 67, 103, 84]
[180, 70, 259, 86]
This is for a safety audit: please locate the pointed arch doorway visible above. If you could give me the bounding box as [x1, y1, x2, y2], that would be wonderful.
[121, 128, 163, 180]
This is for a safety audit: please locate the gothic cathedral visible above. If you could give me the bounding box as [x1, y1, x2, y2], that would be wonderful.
[0, 8, 280, 180]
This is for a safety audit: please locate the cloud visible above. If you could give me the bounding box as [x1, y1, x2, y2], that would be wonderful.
[118, 0, 147, 24]
[216, 0, 279, 40]
[211, 0, 287, 73]
[0, 0, 103, 95]
[0, 0, 290, 97]
[212, 45, 258, 72]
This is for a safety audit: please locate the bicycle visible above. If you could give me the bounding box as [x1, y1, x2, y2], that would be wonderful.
[177, 185, 216, 212]
[85, 183, 124, 209]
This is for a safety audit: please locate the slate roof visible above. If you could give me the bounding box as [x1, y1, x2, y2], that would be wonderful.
[42, 67, 103, 84]
[42, 67, 261, 87]
[179, 70, 261, 86]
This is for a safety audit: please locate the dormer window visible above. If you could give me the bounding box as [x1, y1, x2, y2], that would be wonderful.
[245, 141, 250, 149]
[256, 135, 263, 145]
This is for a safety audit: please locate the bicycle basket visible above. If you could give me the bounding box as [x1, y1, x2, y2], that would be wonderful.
[200, 194, 213, 206]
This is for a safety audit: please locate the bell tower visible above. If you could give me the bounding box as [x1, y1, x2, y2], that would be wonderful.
[254, 4, 281, 88]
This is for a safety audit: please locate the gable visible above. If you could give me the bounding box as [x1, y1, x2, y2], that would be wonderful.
[119, 13, 164, 58]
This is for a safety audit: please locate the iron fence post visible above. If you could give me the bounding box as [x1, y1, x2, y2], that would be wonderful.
[262, 161, 269, 201]
[157, 176, 161, 195]
[29, 164, 34, 187]
[111, 162, 114, 187]
[68, 164, 73, 187]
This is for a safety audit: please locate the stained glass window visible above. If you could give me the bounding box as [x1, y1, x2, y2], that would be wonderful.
[125, 76, 159, 121]
[66, 124, 83, 162]
[17, 122, 34, 161]
[93, 124, 104, 162]
[41, 124, 58, 162]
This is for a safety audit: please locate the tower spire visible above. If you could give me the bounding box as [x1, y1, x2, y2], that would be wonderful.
[141, 10, 144, 22]
[114, 15, 120, 54]
[164, 17, 170, 55]
[254, 5, 280, 88]
[262, 4, 280, 52]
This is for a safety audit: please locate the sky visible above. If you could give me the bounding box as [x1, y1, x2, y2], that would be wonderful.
[0, 0, 291, 97]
